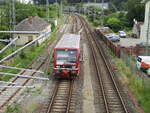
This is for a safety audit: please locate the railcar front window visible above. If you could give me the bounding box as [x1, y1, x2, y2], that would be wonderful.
[56, 50, 77, 65]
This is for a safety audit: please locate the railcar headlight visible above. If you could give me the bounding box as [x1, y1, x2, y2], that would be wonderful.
[72, 70, 76, 74]
[72, 66, 76, 69]
[56, 66, 60, 68]
[56, 70, 60, 73]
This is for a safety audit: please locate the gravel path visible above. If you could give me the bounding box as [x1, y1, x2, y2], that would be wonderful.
[82, 43, 95, 113]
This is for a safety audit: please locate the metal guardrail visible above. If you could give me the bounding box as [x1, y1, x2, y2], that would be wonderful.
[0, 31, 50, 63]
[0, 65, 44, 74]
[0, 72, 49, 80]
[0, 31, 41, 34]
[0, 37, 18, 54]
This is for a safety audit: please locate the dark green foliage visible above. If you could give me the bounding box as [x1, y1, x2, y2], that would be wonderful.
[126, 0, 145, 27]
[87, 10, 129, 32]
[16, 3, 38, 23]
[15, 3, 57, 24]
[0, 26, 9, 39]
[105, 12, 129, 32]
[0, 2, 58, 40]
[112, 0, 128, 6]
[19, 51, 26, 59]
[106, 17, 122, 32]
[5, 103, 20, 113]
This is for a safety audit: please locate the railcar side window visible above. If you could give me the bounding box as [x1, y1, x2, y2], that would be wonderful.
[137, 57, 142, 62]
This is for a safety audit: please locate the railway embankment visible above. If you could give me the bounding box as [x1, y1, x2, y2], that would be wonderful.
[96, 28, 150, 113]
[82, 15, 149, 113]
[0, 17, 65, 82]
[115, 59, 149, 113]
[96, 30, 148, 113]
[2, 16, 66, 113]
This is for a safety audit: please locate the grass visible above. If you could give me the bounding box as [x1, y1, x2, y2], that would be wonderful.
[5, 102, 21, 113]
[5, 101, 39, 113]
[115, 58, 150, 113]
[21, 88, 42, 96]
[82, 14, 150, 113]
[0, 16, 65, 81]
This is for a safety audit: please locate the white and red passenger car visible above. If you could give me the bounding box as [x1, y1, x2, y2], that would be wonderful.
[53, 33, 80, 78]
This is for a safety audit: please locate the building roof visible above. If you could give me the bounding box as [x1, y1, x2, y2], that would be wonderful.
[55, 34, 80, 49]
[15, 16, 50, 32]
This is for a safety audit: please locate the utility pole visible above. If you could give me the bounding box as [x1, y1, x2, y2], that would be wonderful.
[54, 0, 58, 26]
[145, 6, 150, 56]
[12, 0, 16, 37]
[10, 0, 16, 51]
[87, 0, 89, 16]
[9, 1, 12, 38]
[56, 0, 58, 19]
[46, 0, 49, 21]
[0, 10, 1, 26]
[101, 0, 104, 27]
[93, 0, 96, 22]
[60, 0, 63, 16]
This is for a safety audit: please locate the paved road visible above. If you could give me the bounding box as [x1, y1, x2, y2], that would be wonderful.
[115, 37, 143, 47]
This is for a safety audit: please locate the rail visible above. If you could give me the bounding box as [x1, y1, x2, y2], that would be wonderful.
[77, 15, 129, 113]
[46, 80, 74, 113]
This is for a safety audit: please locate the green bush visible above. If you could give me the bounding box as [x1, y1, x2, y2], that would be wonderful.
[116, 59, 150, 113]
[106, 17, 122, 32]
[19, 51, 26, 59]
[5, 103, 21, 113]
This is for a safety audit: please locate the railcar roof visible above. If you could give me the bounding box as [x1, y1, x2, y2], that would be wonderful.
[55, 33, 80, 49]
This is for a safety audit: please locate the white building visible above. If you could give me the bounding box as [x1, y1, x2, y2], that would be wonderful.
[15, 16, 51, 45]
[140, 1, 150, 42]
[18, 0, 33, 4]
[133, 21, 143, 38]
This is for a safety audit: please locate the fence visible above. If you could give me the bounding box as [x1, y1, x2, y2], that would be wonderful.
[121, 53, 150, 87]
[95, 29, 121, 58]
[121, 46, 150, 56]
[95, 29, 150, 87]
[95, 29, 150, 57]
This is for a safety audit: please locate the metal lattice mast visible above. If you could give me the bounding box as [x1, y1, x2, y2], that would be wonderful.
[12, 0, 16, 38]
[88, 0, 89, 15]
[46, 0, 49, 21]
[101, 0, 104, 27]
[9, 0, 16, 39]
[60, 0, 63, 16]
[56, 0, 58, 19]
[9, 1, 12, 38]
[94, 0, 96, 22]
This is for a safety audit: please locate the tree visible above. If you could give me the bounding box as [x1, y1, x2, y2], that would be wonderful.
[106, 17, 122, 32]
[112, 0, 128, 6]
[0, 1, 58, 40]
[16, 3, 38, 23]
[0, 26, 9, 39]
[126, 0, 145, 27]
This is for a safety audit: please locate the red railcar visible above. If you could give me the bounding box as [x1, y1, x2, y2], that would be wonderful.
[53, 33, 80, 78]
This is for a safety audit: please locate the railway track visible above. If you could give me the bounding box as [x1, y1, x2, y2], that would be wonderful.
[45, 14, 81, 113]
[77, 15, 130, 113]
[46, 80, 75, 113]
[0, 15, 70, 111]
[0, 40, 56, 111]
